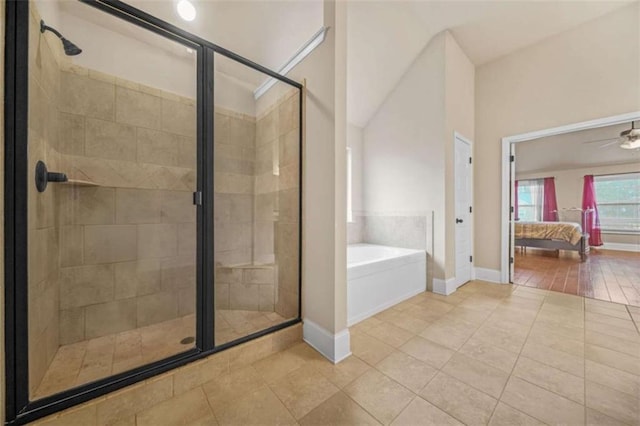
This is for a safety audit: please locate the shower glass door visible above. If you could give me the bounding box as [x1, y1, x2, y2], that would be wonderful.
[212, 53, 301, 345]
[6, 0, 302, 422]
[25, 0, 198, 399]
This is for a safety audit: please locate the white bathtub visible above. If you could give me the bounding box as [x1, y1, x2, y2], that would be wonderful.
[347, 244, 426, 326]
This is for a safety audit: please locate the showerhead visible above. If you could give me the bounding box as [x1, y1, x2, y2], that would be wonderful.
[61, 38, 82, 56]
[40, 20, 82, 56]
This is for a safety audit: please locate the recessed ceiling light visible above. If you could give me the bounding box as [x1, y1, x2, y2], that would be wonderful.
[177, 0, 196, 22]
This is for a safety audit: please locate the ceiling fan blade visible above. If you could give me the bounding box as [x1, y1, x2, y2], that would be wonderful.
[583, 137, 618, 145]
[598, 140, 620, 149]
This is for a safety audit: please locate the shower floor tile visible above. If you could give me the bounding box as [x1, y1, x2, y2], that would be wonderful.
[215, 309, 288, 345]
[34, 310, 287, 399]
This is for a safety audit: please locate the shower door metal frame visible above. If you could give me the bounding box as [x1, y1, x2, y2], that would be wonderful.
[3, 0, 303, 424]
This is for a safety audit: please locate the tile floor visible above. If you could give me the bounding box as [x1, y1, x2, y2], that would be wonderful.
[39, 280, 640, 425]
[514, 248, 640, 307]
[35, 309, 287, 398]
[33, 281, 640, 426]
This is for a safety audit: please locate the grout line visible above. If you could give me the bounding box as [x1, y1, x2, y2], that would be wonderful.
[353, 294, 482, 425]
[339, 390, 385, 426]
[625, 305, 640, 334]
[486, 288, 546, 423]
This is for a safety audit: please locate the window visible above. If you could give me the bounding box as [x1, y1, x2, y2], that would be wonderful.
[347, 147, 353, 223]
[517, 179, 544, 221]
[595, 173, 640, 233]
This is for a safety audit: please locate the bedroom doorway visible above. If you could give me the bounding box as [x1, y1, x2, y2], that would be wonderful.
[501, 112, 640, 306]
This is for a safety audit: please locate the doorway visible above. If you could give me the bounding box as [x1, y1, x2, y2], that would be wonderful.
[500, 112, 640, 303]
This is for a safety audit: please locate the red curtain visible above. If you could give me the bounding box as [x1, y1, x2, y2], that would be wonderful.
[514, 180, 519, 220]
[543, 177, 558, 221]
[582, 175, 603, 246]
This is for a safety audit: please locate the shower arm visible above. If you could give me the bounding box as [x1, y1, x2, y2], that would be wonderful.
[40, 20, 64, 39]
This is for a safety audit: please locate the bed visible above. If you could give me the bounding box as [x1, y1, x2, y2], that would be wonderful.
[514, 218, 589, 262]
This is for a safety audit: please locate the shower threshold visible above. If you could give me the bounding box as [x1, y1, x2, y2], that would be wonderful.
[33, 309, 287, 399]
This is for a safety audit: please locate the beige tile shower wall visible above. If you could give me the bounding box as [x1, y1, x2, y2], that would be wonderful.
[254, 90, 300, 319]
[214, 108, 255, 268]
[28, 5, 63, 394]
[215, 265, 275, 311]
[56, 64, 198, 345]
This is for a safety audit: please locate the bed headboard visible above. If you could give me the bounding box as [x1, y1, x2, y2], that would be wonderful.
[557, 208, 592, 233]
[558, 209, 582, 224]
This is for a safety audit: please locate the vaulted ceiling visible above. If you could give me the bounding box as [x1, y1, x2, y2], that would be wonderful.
[347, 0, 634, 127]
[53, 0, 634, 128]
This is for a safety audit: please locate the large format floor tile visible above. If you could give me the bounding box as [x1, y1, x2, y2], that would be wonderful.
[34, 309, 287, 398]
[33, 281, 640, 426]
[501, 376, 585, 425]
[420, 372, 498, 425]
[344, 370, 414, 424]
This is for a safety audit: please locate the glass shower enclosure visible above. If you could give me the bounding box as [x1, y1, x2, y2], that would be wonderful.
[4, 0, 302, 423]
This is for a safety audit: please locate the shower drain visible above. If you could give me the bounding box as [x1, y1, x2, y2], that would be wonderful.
[180, 336, 195, 345]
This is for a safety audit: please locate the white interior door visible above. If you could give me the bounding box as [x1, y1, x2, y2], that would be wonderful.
[454, 136, 472, 287]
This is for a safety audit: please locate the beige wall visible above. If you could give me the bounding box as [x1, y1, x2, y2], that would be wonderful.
[363, 31, 474, 281]
[287, 0, 348, 334]
[444, 32, 475, 279]
[475, 3, 640, 272]
[517, 163, 640, 247]
[346, 123, 364, 244]
[364, 32, 446, 278]
[347, 123, 364, 214]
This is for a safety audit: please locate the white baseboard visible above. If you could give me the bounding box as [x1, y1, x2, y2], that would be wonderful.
[473, 267, 503, 283]
[600, 243, 640, 253]
[303, 319, 351, 364]
[432, 278, 457, 295]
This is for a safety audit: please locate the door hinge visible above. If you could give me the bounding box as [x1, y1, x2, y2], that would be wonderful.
[193, 191, 202, 205]
[469, 157, 472, 164]
[510, 155, 515, 162]
[510, 257, 514, 264]
[469, 206, 472, 213]
[469, 255, 473, 263]
[510, 206, 514, 213]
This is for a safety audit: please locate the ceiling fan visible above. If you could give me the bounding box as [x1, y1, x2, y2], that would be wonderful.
[583, 121, 640, 150]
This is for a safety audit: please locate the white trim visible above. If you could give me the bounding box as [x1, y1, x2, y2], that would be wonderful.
[501, 111, 640, 283]
[303, 319, 351, 364]
[600, 243, 640, 253]
[601, 230, 640, 235]
[433, 278, 457, 295]
[254, 27, 328, 99]
[473, 267, 503, 283]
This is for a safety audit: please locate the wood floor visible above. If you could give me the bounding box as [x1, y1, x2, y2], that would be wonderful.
[513, 248, 640, 307]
